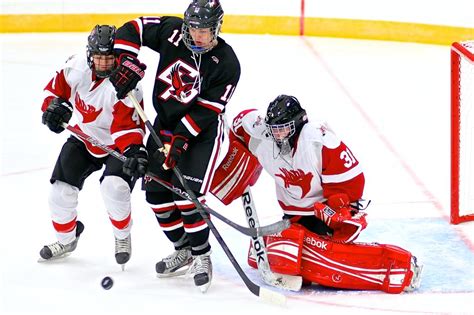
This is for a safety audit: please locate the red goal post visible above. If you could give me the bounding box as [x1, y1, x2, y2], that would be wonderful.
[451, 40, 474, 224]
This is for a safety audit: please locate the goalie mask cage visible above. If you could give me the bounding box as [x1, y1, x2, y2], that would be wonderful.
[451, 40, 474, 224]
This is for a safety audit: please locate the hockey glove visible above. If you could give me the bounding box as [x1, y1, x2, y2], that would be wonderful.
[123, 144, 148, 178]
[314, 193, 367, 243]
[42, 97, 73, 134]
[154, 130, 189, 170]
[109, 54, 146, 99]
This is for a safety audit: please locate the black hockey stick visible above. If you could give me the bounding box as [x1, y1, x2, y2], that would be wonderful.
[126, 92, 286, 304]
[61, 123, 288, 238]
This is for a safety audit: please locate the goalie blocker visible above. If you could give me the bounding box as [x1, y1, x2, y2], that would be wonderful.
[211, 139, 422, 293]
[211, 140, 263, 205]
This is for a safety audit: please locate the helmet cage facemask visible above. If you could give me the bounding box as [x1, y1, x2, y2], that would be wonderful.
[182, 20, 222, 54]
[87, 52, 115, 78]
[266, 120, 296, 155]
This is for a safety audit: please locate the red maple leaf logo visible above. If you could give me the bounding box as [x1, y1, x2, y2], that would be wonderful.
[275, 168, 313, 198]
[75, 93, 103, 123]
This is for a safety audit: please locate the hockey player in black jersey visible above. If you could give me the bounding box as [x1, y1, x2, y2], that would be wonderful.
[110, 0, 240, 293]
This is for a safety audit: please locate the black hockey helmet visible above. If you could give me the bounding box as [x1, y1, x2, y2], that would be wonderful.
[265, 95, 308, 151]
[87, 25, 117, 78]
[182, 0, 224, 54]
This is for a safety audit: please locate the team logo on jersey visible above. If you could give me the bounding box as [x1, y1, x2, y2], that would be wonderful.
[143, 175, 153, 184]
[74, 92, 102, 123]
[275, 168, 313, 198]
[157, 60, 199, 103]
[253, 115, 264, 128]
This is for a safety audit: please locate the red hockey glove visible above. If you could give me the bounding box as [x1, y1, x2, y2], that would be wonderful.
[110, 54, 146, 99]
[314, 193, 367, 243]
[154, 130, 189, 170]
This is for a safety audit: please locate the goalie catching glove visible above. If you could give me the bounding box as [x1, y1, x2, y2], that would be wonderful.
[314, 193, 367, 243]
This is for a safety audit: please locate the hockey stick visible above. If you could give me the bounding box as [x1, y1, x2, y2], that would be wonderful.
[61, 123, 288, 238]
[107, 93, 287, 303]
[242, 189, 302, 291]
[126, 93, 286, 303]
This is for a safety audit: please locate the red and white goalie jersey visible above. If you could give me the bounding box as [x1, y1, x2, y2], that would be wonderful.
[41, 54, 145, 156]
[231, 109, 365, 216]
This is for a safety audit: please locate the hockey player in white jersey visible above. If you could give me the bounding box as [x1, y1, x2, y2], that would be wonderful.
[39, 25, 147, 268]
[211, 95, 422, 293]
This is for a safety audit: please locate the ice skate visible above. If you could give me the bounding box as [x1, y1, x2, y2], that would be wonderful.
[155, 247, 193, 277]
[38, 221, 84, 262]
[189, 252, 212, 293]
[404, 256, 423, 292]
[115, 234, 131, 271]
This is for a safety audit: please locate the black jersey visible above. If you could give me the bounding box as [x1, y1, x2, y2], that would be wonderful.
[114, 16, 241, 139]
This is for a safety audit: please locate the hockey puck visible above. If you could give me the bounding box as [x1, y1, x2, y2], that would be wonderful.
[101, 276, 113, 290]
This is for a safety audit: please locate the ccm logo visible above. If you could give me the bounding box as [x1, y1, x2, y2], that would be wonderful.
[304, 236, 328, 250]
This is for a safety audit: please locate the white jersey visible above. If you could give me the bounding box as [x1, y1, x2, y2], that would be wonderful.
[42, 54, 145, 157]
[231, 109, 365, 217]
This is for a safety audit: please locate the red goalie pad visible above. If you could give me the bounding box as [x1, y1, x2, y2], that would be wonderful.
[248, 224, 304, 275]
[210, 140, 263, 205]
[248, 224, 418, 294]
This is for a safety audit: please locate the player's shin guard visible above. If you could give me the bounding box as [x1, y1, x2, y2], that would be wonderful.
[48, 181, 79, 245]
[101, 176, 132, 239]
[175, 198, 211, 256]
[175, 197, 212, 291]
[146, 191, 190, 250]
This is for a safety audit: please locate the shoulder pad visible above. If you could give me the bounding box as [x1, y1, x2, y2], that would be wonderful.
[299, 121, 341, 149]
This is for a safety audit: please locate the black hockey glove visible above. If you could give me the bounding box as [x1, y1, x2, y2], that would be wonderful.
[123, 144, 148, 178]
[109, 54, 146, 99]
[154, 130, 189, 170]
[42, 97, 73, 134]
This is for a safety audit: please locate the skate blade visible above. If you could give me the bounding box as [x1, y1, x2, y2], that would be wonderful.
[120, 264, 126, 271]
[198, 282, 211, 293]
[37, 252, 72, 263]
[156, 266, 191, 278]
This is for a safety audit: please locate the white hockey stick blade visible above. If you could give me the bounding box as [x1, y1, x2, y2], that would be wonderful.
[259, 287, 287, 306]
[262, 272, 303, 292]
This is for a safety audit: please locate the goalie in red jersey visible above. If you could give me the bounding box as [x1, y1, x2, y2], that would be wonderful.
[211, 95, 423, 293]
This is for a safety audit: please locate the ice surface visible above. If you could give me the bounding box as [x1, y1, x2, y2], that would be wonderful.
[1, 33, 473, 314]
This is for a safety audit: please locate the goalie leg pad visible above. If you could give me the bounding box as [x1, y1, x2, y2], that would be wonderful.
[248, 223, 419, 293]
[210, 140, 262, 205]
[300, 229, 417, 293]
[248, 224, 304, 275]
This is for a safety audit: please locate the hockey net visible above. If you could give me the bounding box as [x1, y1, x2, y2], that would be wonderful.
[451, 40, 474, 224]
